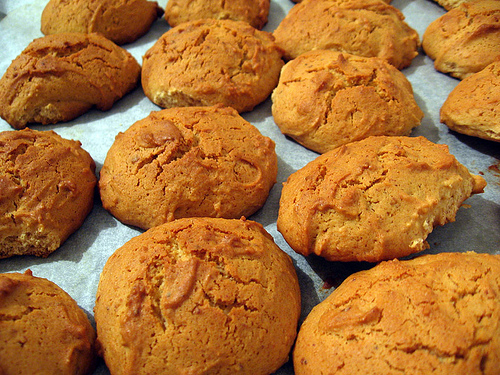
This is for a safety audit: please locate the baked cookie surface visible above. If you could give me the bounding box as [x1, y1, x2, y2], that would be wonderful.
[271, 50, 423, 154]
[294, 252, 500, 375]
[0, 270, 96, 375]
[272, 0, 419, 69]
[0, 128, 96, 259]
[141, 19, 284, 113]
[277, 136, 487, 262]
[94, 217, 301, 375]
[41, 0, 164, 44]
[441, 59, 500, 142]
[99, 105, 278, 230]
[423, 0, 500, 80]
[0, 32, 140, 129]
[164, 0, 270, 29]
[430, 0, 469, 10]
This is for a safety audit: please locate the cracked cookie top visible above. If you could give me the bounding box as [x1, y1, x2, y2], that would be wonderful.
[164, 0, 270, 29]
[293, 252, 500, 374]
[141, 18, 284, 113]
[277, 136, 487, 262]
[41, 0, 164, 45]
[0, 32, 140, 129]
[98, 105, 278, 230]
[422, 0, 500, 80]
[94, 217, 301, 375]
[272, 0, 420, 69]
[0, 128, 96, 259]
[0, 269, 96, 374]
[271, 50, 424, 154]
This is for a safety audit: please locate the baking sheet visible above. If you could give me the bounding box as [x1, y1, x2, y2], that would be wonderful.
[0, 0, 499, 373]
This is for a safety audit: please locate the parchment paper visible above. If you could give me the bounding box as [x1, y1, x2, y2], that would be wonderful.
[0, 0, 499, 373]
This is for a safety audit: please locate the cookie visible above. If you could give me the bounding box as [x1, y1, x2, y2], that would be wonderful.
[277, 136, 487, 262]
[440, 59, 500, 142]
[41, 0, 164, 45]
[164, 0, 270, 29]
[0, 270, 96, 374]
[272, 0, 420, 69]
[0, 32, 140, 129]
[94, 217, 301, 375]
[99, 105, 278, 230]
[141, 19, 284, 113]
[422, 0, 500, 80]
[293, 252, 500, 374]
[271, 50, 423, 154]
[0, 128, 96, 259]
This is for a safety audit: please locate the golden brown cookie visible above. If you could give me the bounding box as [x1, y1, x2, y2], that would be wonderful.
[94, 217, 301, 375]
[0, 128, 96, 259]
[99, 105, 278, 230]
[41, 0, 164, 45]
[0, 32, 140, 129]
[0, 270, 96, 375]
[277, 136, 487, 262]
[141, 19, 284, 113]
[164, 0, 270, 29]
[422, 0, 500, 80]
[294, 252, 500, 375]
[271, 50, 423, 154]
[272, 0, 420, 69]
[440, 59, 500, 142]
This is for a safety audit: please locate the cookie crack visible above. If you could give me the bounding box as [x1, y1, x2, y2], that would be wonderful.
[0, 305, 37, 322]
[133, 135, 196, 180]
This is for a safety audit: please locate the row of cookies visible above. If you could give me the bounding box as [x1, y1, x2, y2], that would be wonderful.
[0, 1, 294, 373]
[0, 0, 282, 129]
[269, 0, 499, 373]
[3, 233, 498, 374]
[0, 4, 295, 370]
[271, 1, 500, 371]
[2, 0, 499, 142]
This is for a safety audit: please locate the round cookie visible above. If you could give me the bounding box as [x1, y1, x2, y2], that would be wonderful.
[272, 0, 420, 69]
[99, 105, 278, 230]
[271, 50, 423, 154]
[440, 59, 500, 142]
[94, 217, 301, 375]
[0, 128, 97, 259]
[41, 0, 164, 45]
[0, 270, 96, 374]
[0, 32, 140, 129]
[164, 0, 270, 29]
[141, 19, 284, 113]
[422, 0, 500, 80]
[293, 252, 500, 374]
[277, 136, 487, 262]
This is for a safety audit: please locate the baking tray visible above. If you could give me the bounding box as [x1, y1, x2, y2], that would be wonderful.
[0, 0, 499, 373]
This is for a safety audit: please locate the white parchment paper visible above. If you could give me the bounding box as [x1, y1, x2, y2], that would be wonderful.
[0, 0, 499, 373]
